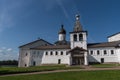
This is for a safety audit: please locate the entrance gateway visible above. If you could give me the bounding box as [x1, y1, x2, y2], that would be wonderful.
[68, 47, 87, 65]
[72, 57, 84, 65]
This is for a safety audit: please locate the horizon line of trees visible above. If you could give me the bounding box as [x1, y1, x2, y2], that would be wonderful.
[0, 60, 18, 66]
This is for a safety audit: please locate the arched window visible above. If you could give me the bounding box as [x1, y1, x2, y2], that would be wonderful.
[104, 50, 107, 55]
[61, 51, 63, 55]
[50, 51, 53, 55]
[55, 51, 58, 55]
[97, 50, 100, 55]
[73, 34, 77, 41]
[45, 52, 48, 55]
[111, 50, 114, 55]
[90, 50, 93, 55]
[79, 34, 83, 41]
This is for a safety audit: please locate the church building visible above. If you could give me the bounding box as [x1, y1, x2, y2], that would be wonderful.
[18, 15, 120, 67]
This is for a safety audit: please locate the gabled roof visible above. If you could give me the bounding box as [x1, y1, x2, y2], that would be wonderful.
[88, 40, 120, 48]
[19, 39, 52, 48]
[30, 45, 70, 50]
[107, 32, 120, 38]
[68, 46, 87, 53]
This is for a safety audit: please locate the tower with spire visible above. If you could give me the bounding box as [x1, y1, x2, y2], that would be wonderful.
[70, 14, 87, 49]
[69, 14, 88, 65]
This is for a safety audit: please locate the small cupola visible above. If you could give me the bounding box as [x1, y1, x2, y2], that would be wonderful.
[59, 25, 66, 34]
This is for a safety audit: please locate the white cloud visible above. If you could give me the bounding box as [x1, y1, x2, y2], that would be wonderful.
[0, 47, 18, 60]
[7, 48, 13, 52]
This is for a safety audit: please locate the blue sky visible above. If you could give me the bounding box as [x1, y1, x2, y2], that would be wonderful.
[0, 0, 120, 60]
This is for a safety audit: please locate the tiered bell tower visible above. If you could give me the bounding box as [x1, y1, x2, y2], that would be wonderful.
[70, 15, 87, 49]
[69, 14, 88, 66]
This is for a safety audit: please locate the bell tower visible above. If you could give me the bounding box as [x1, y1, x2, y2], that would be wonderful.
[70, 15, 87, 49]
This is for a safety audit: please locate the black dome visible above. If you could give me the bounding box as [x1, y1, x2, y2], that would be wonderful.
[59, 25, 66, 34]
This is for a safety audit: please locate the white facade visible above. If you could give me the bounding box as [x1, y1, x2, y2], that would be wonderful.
[70, 32, 87, 49]
[18, 15, 120, 67]
[42, 49, 70, 65]
[59, 34, 66, 41]
[108, 33, 120, 42]
[88, 47, 118, 63]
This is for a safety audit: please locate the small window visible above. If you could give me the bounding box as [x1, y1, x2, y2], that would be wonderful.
[25, 64, 27, 67]
[25, 53, 28, 56]
[55, 51, 58, 55]
[79, 34, 83, 41]
[111, 50, 114, 55]
[61, 51, 63, 55]
[50, 51, 53, 55]
[97, 50, 100, 55]
[73, 34, 77, 41]
[66, 53, 68, 55]
[90, 51, 93, 55]
[104, 50, 107, 55]
[45, 52, 48, 55]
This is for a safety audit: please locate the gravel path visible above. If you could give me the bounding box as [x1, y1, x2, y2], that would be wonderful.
[1, 67, 120, 77]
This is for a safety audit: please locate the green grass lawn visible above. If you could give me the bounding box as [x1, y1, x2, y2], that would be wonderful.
[0, 65, 83, 75]
[0, 70, 120, 80]
[91, 63, 120, 68]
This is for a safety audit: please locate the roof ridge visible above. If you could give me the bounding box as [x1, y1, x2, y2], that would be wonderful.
[19, 39, 52, 48]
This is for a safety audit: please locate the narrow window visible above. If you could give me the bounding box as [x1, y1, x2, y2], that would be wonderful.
[104, 50, 107, 55]
[79, 34, 83, 41]
[90, 51, 93, 55]
[50, 51, 53, 55]
[111, 50, 114, 55]
[73, 34, 77, 41]
[97, 50, 100, 55]
[25, 64, 27, 67]
[66, 53, 68, 55]
[61, 51, 63, 55]
[55, 51, 58, 55]
[45, 52, 48, 55]
[25, 53, 28, 56]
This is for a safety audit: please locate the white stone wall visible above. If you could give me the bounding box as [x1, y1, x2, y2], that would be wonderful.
[88, 47, 118, 63]
[59, 34, 66, 41]
[115, 48, 120, 63]
[18, 48, 31, 67]
[108, 33, 120, 42]
[70, 32, 87, 49]
[29, 50, 44, 66]
[18, 40, 52, 67]
[42, 49, 70, 65]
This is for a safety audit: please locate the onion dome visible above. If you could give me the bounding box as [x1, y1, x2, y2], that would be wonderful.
[59, 24, 66, 34]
